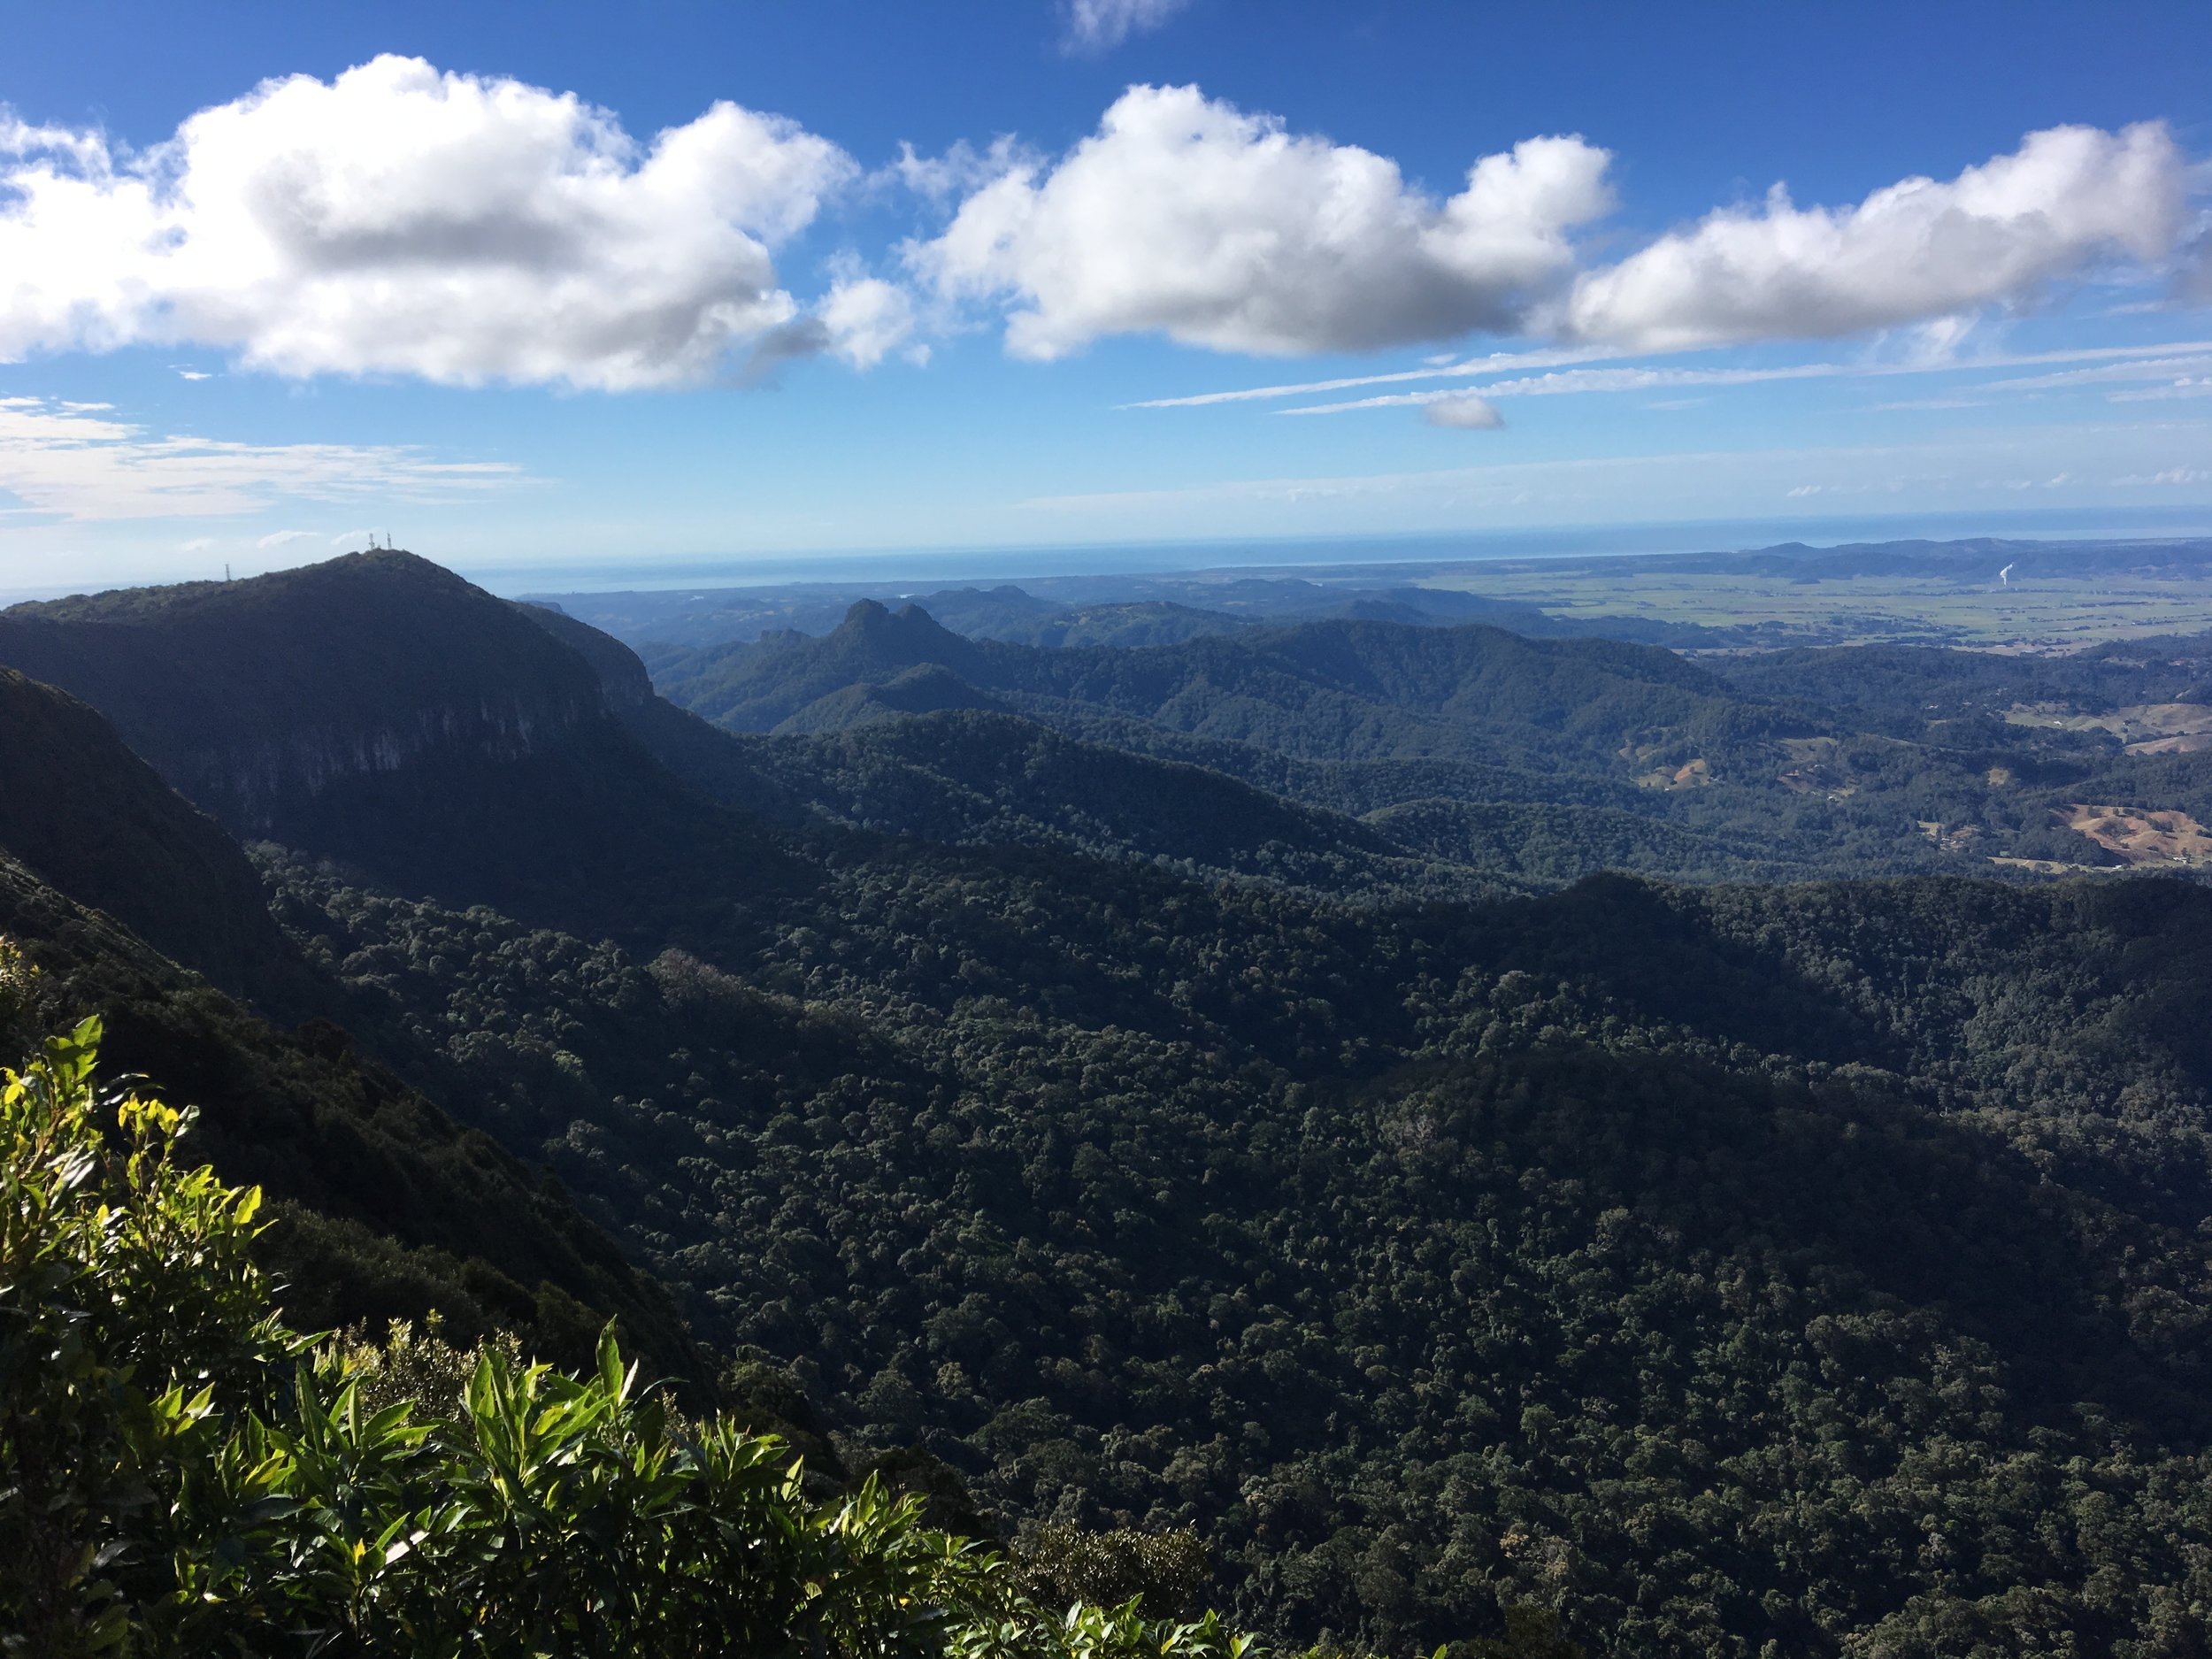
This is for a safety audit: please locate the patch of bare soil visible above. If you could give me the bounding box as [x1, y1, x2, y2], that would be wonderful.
[1621, 740, 1716, 790]
[2004, 702, 2212, 752]
[2058, 803, 2212, 866]
[1634, 757, 1713, 790]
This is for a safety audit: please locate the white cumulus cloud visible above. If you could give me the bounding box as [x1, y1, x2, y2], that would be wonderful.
[912, 84, 1613, 359]
[818, 273, 918, 370]
[0, 56, 862, 389]
[1564, 122, 2186, 350]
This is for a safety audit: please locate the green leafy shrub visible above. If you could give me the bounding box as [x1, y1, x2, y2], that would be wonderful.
[1018, 1524, 1212, 1620]
[0, 935, 39, 1048]
[0, 1020, 1267, 1659]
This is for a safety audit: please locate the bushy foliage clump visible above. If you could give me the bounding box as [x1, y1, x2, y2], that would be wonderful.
[0, 1018, 1268, 1659]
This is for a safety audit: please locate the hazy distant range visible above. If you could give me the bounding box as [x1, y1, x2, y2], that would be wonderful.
[480, 505, 2212, 600]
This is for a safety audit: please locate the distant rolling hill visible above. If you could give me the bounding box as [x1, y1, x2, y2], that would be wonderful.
[526, 575, 1579, 653]
[648, 594, 2212, 884]
[652, 598, 1764, 770]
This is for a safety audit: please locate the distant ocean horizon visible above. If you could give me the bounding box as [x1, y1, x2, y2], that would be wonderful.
[10, 504, 2212, 611]
[480, 504, 2212, 599]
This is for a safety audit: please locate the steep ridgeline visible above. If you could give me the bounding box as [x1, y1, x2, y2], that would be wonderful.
[0, 667, 311, 1011]
[0, 677, 705, 1386]
[0, 555, 803, 941]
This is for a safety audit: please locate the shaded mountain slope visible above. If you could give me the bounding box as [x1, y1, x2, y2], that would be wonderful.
[0, 667, 310, 1010]
[265, 835, 2212, 1656]
[0, 848, 704, 1387]
[659, 707, 1502, 899]
[513, 597, 654, 707]
[776, 664, 1012, 733]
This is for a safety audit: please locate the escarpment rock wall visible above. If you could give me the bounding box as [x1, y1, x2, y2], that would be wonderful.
[159, 690, 603, 830]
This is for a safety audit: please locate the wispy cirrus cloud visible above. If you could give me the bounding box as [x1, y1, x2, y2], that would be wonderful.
[1279, 363, 1849, 415]
[1122, 347, 1613, 409]
[0, 396, 524, 522]
[1138, 340, 2212, 416]
[2111, 379, 2212, 403]
[1980, 352, 2212, 393]
[1061, 0, 1193, 54]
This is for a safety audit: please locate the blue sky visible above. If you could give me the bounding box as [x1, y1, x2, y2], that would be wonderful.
[3, 0, 2209, 594]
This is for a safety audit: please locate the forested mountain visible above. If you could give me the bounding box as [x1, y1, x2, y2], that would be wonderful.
[651, 600, 1734, 758]
[662, 707, 1487, 898]
[260, 835, 2212, 1656]
[0, 553, 806, 948]
[13, 549, 2212, 1655]
[0, 671, 704, 1384]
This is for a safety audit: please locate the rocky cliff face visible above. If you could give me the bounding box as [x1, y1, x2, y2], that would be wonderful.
[0, 553, 613, 833]
[512, 600, 655, 710]
[158, 692, 600, 831]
